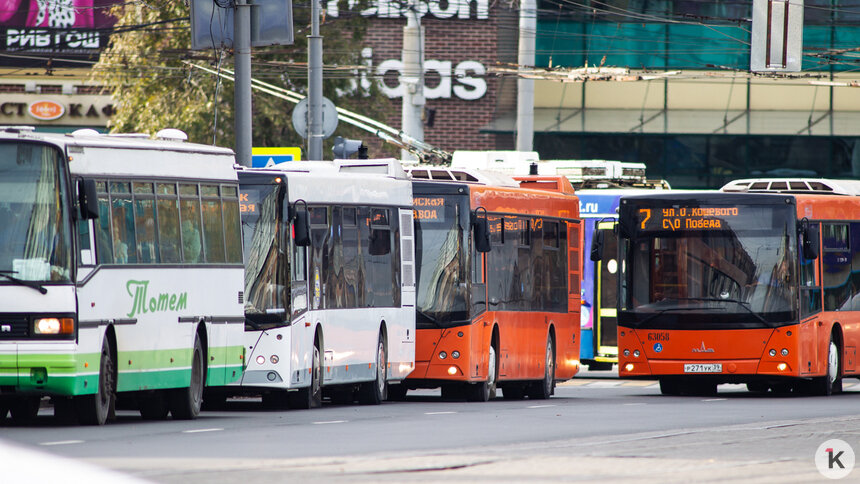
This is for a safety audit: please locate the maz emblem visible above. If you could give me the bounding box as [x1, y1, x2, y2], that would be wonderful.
[691, 341, 715, 353]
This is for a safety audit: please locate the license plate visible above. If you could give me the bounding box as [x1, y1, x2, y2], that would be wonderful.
[684, 363, 722, 373]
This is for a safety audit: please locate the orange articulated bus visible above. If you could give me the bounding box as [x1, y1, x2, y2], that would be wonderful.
[394, 168, 581, 401]
[613, 178, 860, 396]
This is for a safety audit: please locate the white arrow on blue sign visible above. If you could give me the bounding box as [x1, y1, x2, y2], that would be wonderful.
[251, 154, 295, 167]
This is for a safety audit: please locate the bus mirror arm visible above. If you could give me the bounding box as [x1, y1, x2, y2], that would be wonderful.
[799, 218, 819, 260]
[292, 199, 311, 247]
[78, 179, 98, 220]
[590, 229, 605, 262]
[473, 207, 491, 253]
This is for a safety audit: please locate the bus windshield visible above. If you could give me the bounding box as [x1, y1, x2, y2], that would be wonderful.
[620, 200, 797, 328]
[240, 182, 289, 329]
[414, 193, 470, 327]
[0, 142, 72, 284]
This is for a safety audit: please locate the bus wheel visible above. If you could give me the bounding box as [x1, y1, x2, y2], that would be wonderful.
[528, 335, 555, 399]
[814, 335, 842, 396]
[0, 397, 10, 421]
[138, 392, 170, 420]
[659, 378, 681, 396]
[387, 383, 408, 401]
[169, 335, 205, 419]
[290, 343, 323, 409]
[76, 336, 116, 425]
[10, 397, 41, 422]
[359, 335, 388, 405]
[467, 344, 498, 402]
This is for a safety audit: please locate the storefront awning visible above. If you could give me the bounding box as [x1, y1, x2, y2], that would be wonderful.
[482, 109, 860, 137]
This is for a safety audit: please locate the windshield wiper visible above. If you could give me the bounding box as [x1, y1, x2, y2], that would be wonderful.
[633, 306, 704, 327]
[656, 297, 771, 326]
[0, 271, 47, 294]
[416, 310, 443, 328]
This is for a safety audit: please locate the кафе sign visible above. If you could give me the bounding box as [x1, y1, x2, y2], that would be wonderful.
[0, 96, 114, 126]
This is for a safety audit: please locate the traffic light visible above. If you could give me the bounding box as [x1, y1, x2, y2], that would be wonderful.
[332, 137, 366, 159]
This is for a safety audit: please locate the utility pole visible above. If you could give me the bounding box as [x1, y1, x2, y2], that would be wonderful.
[234, 0, 253, 166]
[516, 0, 536, 152]
[308, 0, 324, 160]
[400, 0, 424, 162]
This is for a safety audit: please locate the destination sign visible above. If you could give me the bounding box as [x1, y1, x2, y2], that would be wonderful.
[637, 206, 740, 232]
[239, 191, 257, 214]
[413, 196, 447, 222]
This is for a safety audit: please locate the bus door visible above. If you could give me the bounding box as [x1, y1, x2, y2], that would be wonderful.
[594, 221, 619, 360]
[798, 222, 822, 375]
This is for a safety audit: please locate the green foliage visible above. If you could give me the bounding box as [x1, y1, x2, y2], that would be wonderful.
[92, 0, 394, 157]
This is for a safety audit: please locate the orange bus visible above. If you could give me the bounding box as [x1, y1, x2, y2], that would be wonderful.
[394, 168, 581, 401]
[613, 178, 860, 396]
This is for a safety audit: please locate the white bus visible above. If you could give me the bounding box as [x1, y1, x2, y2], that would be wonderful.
[0, 127, 245, 425]
[230, 158, 416, 408]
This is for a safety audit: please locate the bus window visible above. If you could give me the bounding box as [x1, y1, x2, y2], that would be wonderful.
[95, 182, 114, 264]
[134, 198, 158, 263]
[222, 186, 243, 263]
[110, 182, 136, 264]
[202, 197, 226, 263]
[157, 195, 181, 263]
[800, 225, 822, 318]
[179, 184, 203, 263]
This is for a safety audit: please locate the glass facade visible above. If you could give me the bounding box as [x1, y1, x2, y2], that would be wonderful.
[532, 1, 860, 189]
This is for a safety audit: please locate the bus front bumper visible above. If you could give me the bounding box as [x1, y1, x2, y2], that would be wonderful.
[0, 342, 94, 396]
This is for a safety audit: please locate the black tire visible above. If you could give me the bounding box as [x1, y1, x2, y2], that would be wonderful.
[290, 343, 322, 409]
[387, 383, 409, 401]
[528, 335, 555, 399]
[76, 336, 116, 425]
[813, 334, 842, 396]
[138, 392, 170, 420]
[168, 335, 205, 420]
[466, 344, 498, 402]
[10, 396, 41, 422]
[0, 397, 10, 422]
[501, 383, 526, 400]
[659, 378, 681, 396]
[358, 335, 388, 405]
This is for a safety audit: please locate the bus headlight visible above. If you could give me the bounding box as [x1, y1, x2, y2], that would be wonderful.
[439, 351, 447, 360]
[633, 350, 640, 358]
[769, 349, 777, 357]
[256, 355, 266, 365]
[451, 351, 460, 359]
[34, 317, 74, 335]
[781, 348, 789, 356]
[270, 355, 279, 364]
[623, 349, 630, 357]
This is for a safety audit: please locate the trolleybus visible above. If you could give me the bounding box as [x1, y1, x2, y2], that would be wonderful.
[613, 178, 860, 395]
[449, 152, 669, 370]
[233, 159, 415, 408]
[400, 167, 581, 401]
[0, 127, 245, 424]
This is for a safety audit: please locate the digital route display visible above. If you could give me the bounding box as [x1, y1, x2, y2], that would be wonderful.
[414, 197, 447, 222]
[637, 206, 741, 232]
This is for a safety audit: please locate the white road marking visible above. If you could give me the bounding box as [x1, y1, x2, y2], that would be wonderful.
[40, 440, 84, 446]
[702, 398, 727, 402]
[182, 428, 223, 434]
[312, 420, 347, 425]
[424, 411, 456, 415]
[623, 403, 646, 406]
[527, 405, 556, 409]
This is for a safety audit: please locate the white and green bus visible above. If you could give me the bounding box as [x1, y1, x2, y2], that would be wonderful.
[0, 127, 245, 425]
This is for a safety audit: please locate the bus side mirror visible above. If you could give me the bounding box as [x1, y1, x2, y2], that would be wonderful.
[293, 205, 311, 247]
[802, 225, 819, 260]
[78, 179, 98, 220]
[590, 229, 605, 262]
[474, 217, 491, 253]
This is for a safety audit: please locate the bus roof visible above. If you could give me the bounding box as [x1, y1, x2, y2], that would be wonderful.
[721, 178, 860, 196]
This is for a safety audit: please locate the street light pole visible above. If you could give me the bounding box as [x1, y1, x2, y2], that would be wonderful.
[308, 0, 324, 161]
[234, 0, 253, 166]
[516, 0, 536, 152]
[400, 0, 424, 162]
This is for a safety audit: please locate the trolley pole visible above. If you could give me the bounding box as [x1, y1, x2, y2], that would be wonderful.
[516, 0, 536, 152]
[234, 0, 253, 166]
[308, 0, 324, 161]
